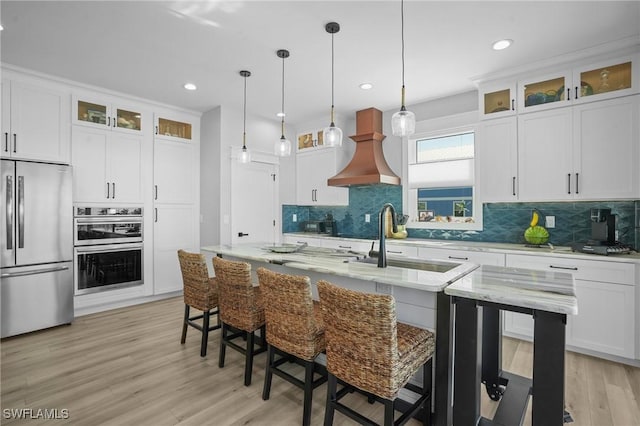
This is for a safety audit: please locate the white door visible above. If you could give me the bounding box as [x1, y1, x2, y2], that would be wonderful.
[71, 127, 109, 202]
[231, 160, 277, 245]
[154, 140, 194, 204]
[108, 133, 143, 203]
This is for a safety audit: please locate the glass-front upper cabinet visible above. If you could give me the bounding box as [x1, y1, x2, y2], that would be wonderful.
[154, 114, 193, 142]
[479, 81, 516, 119]
[73, 95, 144, 134]
[573, 56, 637, 103]
[518, 71, 572, 112]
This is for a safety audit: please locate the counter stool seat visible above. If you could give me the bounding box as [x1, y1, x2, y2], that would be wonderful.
[257, 267, 327, 426]
[212, 256, 266, 386]
[177, 250, 221, 357]
[317, 279, 435, 426]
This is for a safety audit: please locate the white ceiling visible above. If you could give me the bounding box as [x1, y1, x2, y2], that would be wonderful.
[2, 1, 639, 126]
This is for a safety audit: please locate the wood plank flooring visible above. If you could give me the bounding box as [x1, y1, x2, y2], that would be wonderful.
[1, 296, 639, 425]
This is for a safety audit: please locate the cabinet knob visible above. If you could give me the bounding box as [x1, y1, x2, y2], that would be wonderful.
[4, 133, 7, 152]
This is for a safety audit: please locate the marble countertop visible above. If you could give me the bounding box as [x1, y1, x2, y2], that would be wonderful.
[284, 233, 640, 264]
[445, 264, 578, 315]
[201, 244, 479, 293]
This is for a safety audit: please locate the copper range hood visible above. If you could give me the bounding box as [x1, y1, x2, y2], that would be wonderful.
[327, 107, 401, 187]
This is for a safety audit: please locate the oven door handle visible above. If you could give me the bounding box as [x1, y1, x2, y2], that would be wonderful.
[76, 243, 142, 253]
[75, 217, 143, 224]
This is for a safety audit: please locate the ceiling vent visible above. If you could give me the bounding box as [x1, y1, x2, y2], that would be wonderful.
[327, 107, 401, 187]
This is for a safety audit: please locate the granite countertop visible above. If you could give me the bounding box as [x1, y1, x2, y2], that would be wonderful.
[284, 233, 640, 264]
[201, 244, 479, 293]
[445, 264, 578, 315]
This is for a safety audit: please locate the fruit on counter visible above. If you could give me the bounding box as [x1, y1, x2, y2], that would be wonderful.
[530, 211, 539, 227]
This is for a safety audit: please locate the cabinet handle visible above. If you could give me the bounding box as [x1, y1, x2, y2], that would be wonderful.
[155, 208, 158, 222]
[106, 182, 110, 198]
[107, 116, 111, 127]
[112, 182, 115, 199]
[567, 87, 571, 101]
[113, 116, 116, 128]
[155, 126, 159, 135]
[387, 250, 403, 254]
[338, 245, 352, 249]
[3, 133, 7, 152]
[575, 86, 578, 99]
[154, 185, 158, 200]
[575, 173, 579, 194]
[448, 255, 469, 261]
[549, 265, 578, 271]
[512, 176, 516, 196]
[12, 134, 16, 153]
[567, 173, 571, 194]
[511, 99, 515, 111]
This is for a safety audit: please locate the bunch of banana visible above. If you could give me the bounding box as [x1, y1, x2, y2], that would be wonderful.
[524, 210, 549, 245]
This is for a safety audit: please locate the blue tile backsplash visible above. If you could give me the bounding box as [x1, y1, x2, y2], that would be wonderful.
[283, 186, 639, 249]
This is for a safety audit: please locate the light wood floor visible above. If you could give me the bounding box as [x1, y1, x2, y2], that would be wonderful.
[1, 296, 639, 425]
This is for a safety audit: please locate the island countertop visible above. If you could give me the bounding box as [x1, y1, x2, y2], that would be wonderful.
[201, 243, 479, 293]
[445, 264, 578, 315]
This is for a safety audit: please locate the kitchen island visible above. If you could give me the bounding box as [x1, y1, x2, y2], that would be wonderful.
[202, 243, 479, 426]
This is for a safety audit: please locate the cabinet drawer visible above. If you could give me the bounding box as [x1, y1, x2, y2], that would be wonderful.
[385, 243, 418, 258]
[417, 247, 505, 266]
[506, 254, 635, 285]
[321, 239, 372, 254]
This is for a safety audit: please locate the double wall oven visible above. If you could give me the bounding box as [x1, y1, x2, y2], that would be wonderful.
[74, 207, 143, 295]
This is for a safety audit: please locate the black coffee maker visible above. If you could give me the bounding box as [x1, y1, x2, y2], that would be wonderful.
[589, 208, 616, 246]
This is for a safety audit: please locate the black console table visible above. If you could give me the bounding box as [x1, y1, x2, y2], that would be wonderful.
[444, 265, 578, 426]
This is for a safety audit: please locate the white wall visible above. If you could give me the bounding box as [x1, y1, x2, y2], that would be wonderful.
[200, 106, 221, 246]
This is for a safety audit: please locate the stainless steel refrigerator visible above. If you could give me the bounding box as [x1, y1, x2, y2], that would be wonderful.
[1, 159, 73, 338]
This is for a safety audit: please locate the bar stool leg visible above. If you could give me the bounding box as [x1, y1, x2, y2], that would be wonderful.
[245, 331, 255, 386]
[383, 399, 394, 426]
[181, 305, 190, 344]
[262, 344, 274, 400]
[200, 310, 210, 357]
[302, 360, 314, 426]
[219, 322, 227, 368]
[324, 373, 337, 426]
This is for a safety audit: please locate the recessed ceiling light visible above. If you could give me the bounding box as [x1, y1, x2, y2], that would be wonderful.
[276, 112, 286, 118]
[359, 82, 373, 90]
[183, 83, 197, 91]
[492, 39, 513, 51]
[0, 25, 4, 31]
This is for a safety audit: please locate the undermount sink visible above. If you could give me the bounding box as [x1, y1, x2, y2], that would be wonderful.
[349, 257, 460, 273]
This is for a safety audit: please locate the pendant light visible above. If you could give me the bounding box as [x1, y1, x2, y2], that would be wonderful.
[275, 49, 292, 156]
[324, 22, 343, 147]
[391, 0, 416, 137]
[238, 70, 251, 164]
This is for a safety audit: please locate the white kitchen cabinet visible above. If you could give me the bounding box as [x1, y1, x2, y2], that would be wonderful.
[477, 117, 518, 202]
[1, 77, 70, 163]
[572, 95, 639, 199]
[517, 107, 573, 201]
[518, 69, 572, 113]
[572, 55, 638, 104]
[153, 111, 194, 143]
[73, 94, 145, 134]
[71, 126, 143, 203]
[296, 149, 348, 206]
[321, 238, 373, 254]
[153, 204, 199, 294]
[503, 253, 636, 359]
[384, 242, 418, 258]
[417, 247, 505, 266]
[479, 81, 517, 120]
[153, 139, 196, 204]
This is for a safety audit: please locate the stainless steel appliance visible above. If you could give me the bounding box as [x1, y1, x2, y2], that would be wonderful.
[73, 207, 143, 295]
[1, 160, 73, 338]
[572, 208, 632, 255]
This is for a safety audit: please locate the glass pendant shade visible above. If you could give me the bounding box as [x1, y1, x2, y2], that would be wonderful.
[238, 145, 251, 163]
[275, 135, 291, 156]
[392, 108, 416, 137]
[323, 123, 343, 147]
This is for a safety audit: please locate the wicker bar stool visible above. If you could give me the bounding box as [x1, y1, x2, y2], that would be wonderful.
[177, 250, 221, 357]
[317, 280, 435, 426]
[212, 256, 266, 386]
[257, 267, 327, 426]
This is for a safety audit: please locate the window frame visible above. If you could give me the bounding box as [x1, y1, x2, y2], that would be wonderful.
[403, 111, 483, 231]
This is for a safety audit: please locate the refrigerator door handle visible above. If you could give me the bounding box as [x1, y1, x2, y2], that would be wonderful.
[1, 265, 70, 278]
[17, 176, 24, 248]
[6, 175, 13, 250]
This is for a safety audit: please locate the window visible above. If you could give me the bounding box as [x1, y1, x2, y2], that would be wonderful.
[405, 112, 481, 230]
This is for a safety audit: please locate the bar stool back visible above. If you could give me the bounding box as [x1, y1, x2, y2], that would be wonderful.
[212, 256, 266, 386]
[257, 267, 327, 426]
[317, 279, 435, 426]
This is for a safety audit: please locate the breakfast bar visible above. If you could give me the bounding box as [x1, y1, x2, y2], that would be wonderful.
[445, 265, 578, 426]
[202, 243, 479, 426]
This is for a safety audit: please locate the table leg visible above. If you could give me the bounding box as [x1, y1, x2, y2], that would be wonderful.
[532, 310, 566, 426]
[452, 297, 482, 426]
[433, 292, 453, 426]
[482, 306, 506, 401]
